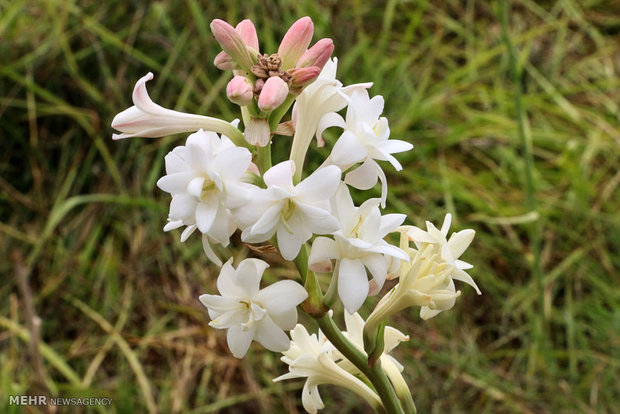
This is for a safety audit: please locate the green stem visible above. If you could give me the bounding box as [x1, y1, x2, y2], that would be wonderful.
[268, 94, 296, 132]
[316, 315, 405, 414]
[322, 262, 339, 308]
[257, 143, 272, 175]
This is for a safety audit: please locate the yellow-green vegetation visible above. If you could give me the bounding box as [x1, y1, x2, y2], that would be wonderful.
[1, 0, 619, 412]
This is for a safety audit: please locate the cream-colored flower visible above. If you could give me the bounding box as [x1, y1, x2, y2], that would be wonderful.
[274, 324, 381, 413]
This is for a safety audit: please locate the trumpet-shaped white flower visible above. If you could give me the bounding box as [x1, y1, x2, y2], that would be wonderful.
[238, 161, 341, 261]
[322, 89, 413, 207]
[112, 73, 245, 145]
[405, 213, 481, 294]
[308, 185, 408, 313]
[289, 58, 372, 182]
[157, 129, 253, 265]
[199, 258, 307, 358]
[274, 324, 381, 413]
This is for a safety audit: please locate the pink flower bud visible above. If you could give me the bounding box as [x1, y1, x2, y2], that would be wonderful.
[297, 38, 334, 70]
[235, 19, 259, 51]
[210, 19, 254, 71]
[214, 51, 234, 70]
[289, 66, 321, 88]
[226, 76, 254, 106]
[257, 77, 289, 112]
[278, 17, 314, 70]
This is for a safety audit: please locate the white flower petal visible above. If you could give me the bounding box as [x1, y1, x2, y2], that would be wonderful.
[157, 172, 191, 194]
[255, 280, 308, 316]
[338, 258, 370, 313]
[344, 158, 378, 190]
[440, 213, 452, 236]
[447, 229, 475, 259]
[452, 268, 482, 295]
[247, 203, 283, 238]
[330, 131, 368, 166]
[295, 165, 341, 204]
[216, 259, 246, 298]
[195, 197, 219, 233]
[308, 237, 338, 267]
[264, 160, 295, 189]
[180, 224, 197, 242]
[407, 226, 436, 244]
[234, 258, 269, 298]
[276, 225, 305, 260]
[361, 254, 388, 290]
[295, 203, 340, 235]
[226, 325, 255, 358]
[202, 234, 223, 266]
[270, 310, 299, 331]
[255, 316, 291, 352]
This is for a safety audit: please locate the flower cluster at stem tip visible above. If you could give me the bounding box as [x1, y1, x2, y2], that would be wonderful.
[112, 16, 481, 414]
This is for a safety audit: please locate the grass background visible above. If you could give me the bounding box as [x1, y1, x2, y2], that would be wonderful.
[1, 0, 619, 412]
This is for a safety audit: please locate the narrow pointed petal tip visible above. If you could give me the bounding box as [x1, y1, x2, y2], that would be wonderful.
[278, 16, 314, 70]
[258, 77, 289, 112]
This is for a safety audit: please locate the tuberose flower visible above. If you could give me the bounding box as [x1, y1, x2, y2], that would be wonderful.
[405, 213, 481, 294]
[199, 258, 308, 358]
[238, 161, 341, 260]
[308, 185, 408, 313]
[156, 128, 253, 265]
[321, 89, 413, 207]
[111, 73, 246, 146]
[274, 324, 381, 413]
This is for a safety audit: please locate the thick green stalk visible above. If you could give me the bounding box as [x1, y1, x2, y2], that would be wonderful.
[256, 143, 272, 175]
[322, 262, 339, 308]
[268, 94, 296, 132]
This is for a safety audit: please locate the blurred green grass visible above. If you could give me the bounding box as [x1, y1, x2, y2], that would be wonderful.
[1, 0, 619, 412]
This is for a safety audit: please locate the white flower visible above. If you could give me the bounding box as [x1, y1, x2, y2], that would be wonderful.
[405, 213, 481, 294]
[322, 89, 413, 207]
[274, 324, 381, 414]
[238, 161, 341, 261]
[366, 245, 463, 329]
[112, 73, 245, 145]
[308, 185, 408, 313]
[289, 58, 372, 182]
[157, 129, 253, 265]
[199, 258, 308, 358]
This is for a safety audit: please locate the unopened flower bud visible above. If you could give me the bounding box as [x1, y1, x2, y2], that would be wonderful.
[257, 77, 289, 112]
[288, 66, 321, 94]
[210, 19, 254, 72]
[278, 17, 314, 70]
[297, 38, 334, 69]
[226, 76, 253, 106]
